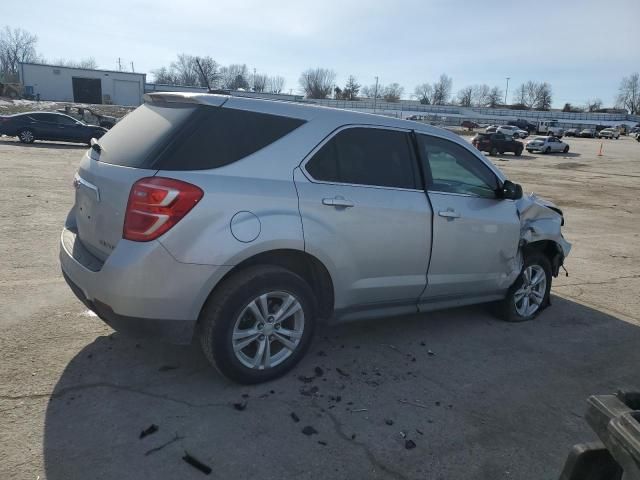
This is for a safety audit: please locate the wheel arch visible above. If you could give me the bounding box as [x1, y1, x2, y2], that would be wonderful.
[198, 248, 335, 323]
[522, 240, 565, 277]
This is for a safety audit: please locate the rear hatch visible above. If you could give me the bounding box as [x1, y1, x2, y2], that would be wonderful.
[73, 99, 207, 261]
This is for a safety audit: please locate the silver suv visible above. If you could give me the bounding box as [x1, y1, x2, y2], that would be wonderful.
[60, 92, 571, 383]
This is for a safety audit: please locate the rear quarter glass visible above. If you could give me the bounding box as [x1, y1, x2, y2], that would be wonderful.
[94, 103, 305, 171]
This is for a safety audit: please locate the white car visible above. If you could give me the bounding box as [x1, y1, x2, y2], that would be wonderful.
[597, 128, 620, 139]
[526, 136, 570, 154]
[497, 125, 528, 139]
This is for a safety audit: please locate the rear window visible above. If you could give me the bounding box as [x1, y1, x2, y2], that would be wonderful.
[97, 103, 305, 170]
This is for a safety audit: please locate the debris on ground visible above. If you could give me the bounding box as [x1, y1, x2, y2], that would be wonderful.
[351, 434, 356, 440]
[302, 426, 318, 436]
[405, 439, 417, 450]
[435, 401, 441, 406]
[420, 341, 426, 346]
[335, 367, 350, 377]
[318, 440, 327, 446]
[416, 429, 424, 435]
[298, 375, 315, 383]
[385, 419, 394, 426]
[139, 424, 159, 439]
[427, 350, 435, 356]
[314, 366, 324, 377]
[290, 412, 300, 423]
[182, 451, 212, 475]
[144, 434, 184, 456]
[350, 408, 368, 413]
[158, 365, 179, 372]
[232, 401, 247, 411]
[398, 399, 430, 409]
[241, 393, 249, 398]
[300, 385, 319, 397]
[316, 350, 327, 357]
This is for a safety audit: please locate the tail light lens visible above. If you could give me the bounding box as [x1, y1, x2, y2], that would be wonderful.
[123, 177, 203, 242]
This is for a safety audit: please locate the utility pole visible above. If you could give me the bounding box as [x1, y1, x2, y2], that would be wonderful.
[130, 61, 135, 73]
[373, 76, 379, 112]
[504, 77, 510, 105]
[118, 58, 122, 71]
[253, 68, 256, 92]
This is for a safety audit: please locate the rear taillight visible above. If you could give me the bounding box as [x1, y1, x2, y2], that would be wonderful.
[123, 177, 203, 242]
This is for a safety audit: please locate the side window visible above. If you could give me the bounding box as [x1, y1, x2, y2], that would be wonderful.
[55, 115, 77, 125]
[417, 134, 499, 198]
[306, 127, 418, 189]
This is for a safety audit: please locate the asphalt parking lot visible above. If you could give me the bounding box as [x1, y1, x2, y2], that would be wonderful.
[1, 133, 639, 480]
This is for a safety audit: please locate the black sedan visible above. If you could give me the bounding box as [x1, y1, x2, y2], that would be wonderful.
[0, 112, 107, 145]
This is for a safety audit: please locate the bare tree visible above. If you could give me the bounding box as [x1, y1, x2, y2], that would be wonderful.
[170, 54, 199, 86]
[362, 84, 383, 99]
[513, 84, 527, 107]
[267, 75, 286, 93]
[585, 98, 602, 112]
[195, 56, 221, 89]
[343, 75, 360, 100]
[252, 73, 268, 92]
[414, 83, 433, 104]
[523, 81, 539, 109]
[152, 66, 178, 85]
[534, 82, 552, 110]
[616, 73, 640, 114]
[487, 86, 504, 108]
[221, 64, 250, 90]
[432, 74, 452, 105]
[0, 26, 41, 82]
[382, 83, 403, 102]
[53, 57, 98, 69]
[472, 84, 490, 107]
[456, 86, 473, 107]
[299, 68, 336, 99]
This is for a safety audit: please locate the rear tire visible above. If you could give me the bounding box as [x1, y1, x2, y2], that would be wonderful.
[199, 265, 317, 384]
[500, 252, 552, 322]
[544, 147, 551, 154]
[563, 145, 569, 153]
[489, 147, 498, 156]
[18, 128, 35, 144]
[515, 147, 523, 156]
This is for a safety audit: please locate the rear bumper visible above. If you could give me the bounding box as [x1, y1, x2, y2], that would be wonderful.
[60, 226, 232, 344]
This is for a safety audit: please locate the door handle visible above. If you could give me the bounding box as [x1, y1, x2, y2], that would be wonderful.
[322, 197, 354, 208]
[438, 210, 460, 218]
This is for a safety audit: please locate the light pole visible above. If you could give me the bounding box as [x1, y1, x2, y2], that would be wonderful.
[504, 77, 510, 105]
[373, 76, 379, 112]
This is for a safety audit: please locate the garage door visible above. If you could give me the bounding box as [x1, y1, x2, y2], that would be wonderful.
[72, 77, 102, 104]
[113, 80, 141, 106]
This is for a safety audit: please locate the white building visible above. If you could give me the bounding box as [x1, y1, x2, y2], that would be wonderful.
[19, 63, 146, 106]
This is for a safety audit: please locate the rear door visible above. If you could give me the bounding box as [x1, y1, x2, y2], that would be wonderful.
[415, 133, 520, 301]
[295, 126, 432, 308]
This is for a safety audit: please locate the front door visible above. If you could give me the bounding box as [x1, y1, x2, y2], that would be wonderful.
[295, 126, 432, 310]
[415, 133, 521, 301]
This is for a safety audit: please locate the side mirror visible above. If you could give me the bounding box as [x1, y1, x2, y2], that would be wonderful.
[501, 180, 523, 200]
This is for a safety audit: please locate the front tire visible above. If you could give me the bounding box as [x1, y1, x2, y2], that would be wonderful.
[501, 252, 552, 322]
[489, 147, 498, 156]
[199, 265, 316, 384]
[18, 129, 35, 144]
[563, 145, 569, 153]
[544, 147, 551, 154]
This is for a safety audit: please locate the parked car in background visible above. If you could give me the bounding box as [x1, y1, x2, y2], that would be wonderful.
[564, 128, 579, 137]
[629, 126, 640, 135]
[508, 119, 537, 133]
[579, 128, 596, 138]
[497, 125, 528, 138]
[0, 112, 107, 144]
[536, 120, 564, 137]
[615, 124, 628, 135]
[472, 132, 524, 156]
[597, 128, 620, 139]
[526, 136, 570, 154]
[60, 92, 570, 383]
[461, 120, 480, 130]
[57, 106, 117, 129]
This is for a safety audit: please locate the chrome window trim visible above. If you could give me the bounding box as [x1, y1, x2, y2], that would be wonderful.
[300, 124, 424, 193]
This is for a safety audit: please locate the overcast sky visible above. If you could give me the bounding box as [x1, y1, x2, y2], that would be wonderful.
[6, 0, 639, 107]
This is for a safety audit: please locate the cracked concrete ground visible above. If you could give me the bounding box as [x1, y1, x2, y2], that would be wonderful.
[0, 134, 639, 480]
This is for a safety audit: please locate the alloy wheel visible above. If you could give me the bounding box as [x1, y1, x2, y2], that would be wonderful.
[232, 291, 305, 370]
[20, 130, 34, 143]
[513, 265, 547, 317]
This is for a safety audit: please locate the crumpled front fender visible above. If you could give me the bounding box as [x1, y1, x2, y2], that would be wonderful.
[516, 193, 572, 259]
